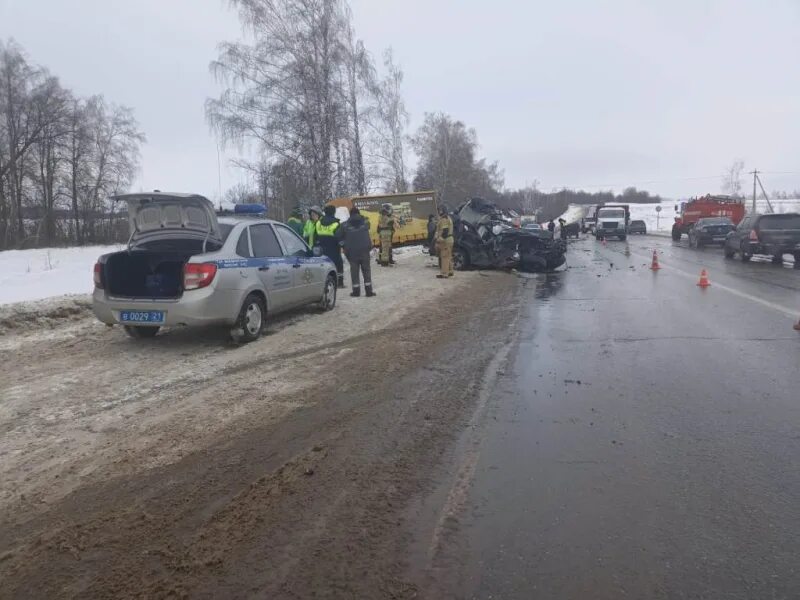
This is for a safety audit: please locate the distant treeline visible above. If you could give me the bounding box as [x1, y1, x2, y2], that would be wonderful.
[496, 186, 663, 222]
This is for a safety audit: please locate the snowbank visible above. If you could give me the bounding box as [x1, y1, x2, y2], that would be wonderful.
[628, 200, 677, 233]
[557, 204, 588, 224]
[0, 245, 120, 305]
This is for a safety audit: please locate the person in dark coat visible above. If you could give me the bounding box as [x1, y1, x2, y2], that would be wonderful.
[558, 218, 568, 241]
[339, 208, 375, 297]
[316, 205, 344, 288]
[547, 220, 556, 234]
[426, 214, 437, 256]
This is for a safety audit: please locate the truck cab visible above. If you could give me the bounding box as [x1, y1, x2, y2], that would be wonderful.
[594, 205, 630, 241]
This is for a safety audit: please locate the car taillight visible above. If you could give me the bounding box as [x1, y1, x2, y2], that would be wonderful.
[183, 262, 218, 290]
[749, 230, 759, 242]
[93, 262, 104, 289]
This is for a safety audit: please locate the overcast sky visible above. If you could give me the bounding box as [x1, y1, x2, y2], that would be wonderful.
[2, 0, 799, 199]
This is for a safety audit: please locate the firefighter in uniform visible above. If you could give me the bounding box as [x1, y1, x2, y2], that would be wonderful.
[435, 205, 454, 278]
[377, 203, 395, 267]
[316, 205, 344, 288]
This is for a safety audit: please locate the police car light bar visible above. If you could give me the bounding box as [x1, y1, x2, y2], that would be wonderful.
[234, 203, 267, 215]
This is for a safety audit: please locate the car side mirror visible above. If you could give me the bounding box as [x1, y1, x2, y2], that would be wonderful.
[311, 246, 322, 257]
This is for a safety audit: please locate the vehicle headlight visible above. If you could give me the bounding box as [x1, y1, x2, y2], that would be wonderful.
[512, 251, 520, 261]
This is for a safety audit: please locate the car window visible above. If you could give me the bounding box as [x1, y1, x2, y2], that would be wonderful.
[219, 223, 235, 242]
[274, 224, 309, 257]
[250, 224, 283, 258]
[236, 228, 251, 257]
[759, 215, 800, 230]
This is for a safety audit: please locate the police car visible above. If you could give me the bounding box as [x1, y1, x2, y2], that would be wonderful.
[92, 192, 338, 342]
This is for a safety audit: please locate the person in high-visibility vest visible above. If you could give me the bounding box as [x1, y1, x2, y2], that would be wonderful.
[377, 204, 395, 267]
[316, 205, 344, 288]
[303, 206, 321, 248]
[287, 207, 304, 237]
[435, 205, 454, 279]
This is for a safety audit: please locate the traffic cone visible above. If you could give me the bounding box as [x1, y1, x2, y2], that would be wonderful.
[697, 269, 711, 288]
[650, 250, 660, 271]
[602, 238, 607, 247]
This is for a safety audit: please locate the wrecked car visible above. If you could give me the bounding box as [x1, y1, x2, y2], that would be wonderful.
[452, 198, 567, 272]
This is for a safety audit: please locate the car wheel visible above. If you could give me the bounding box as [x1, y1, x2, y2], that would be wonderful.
[124, 326, 159, 339]
[319, 273, 337, 311]
[671, 226, 681, 241]
[739, 243, 751, 262]
[619, 235, 627, 241]
[453, 248, 470, 271]
[232, 293, 265, 343]
[724, 244, 735, 259]
[794, 254, 800, 269]
[771, 254, 783, 265]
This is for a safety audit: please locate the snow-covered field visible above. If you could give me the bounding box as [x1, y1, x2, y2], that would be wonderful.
[0, 243, 425, 307]
[0, 245, 121, 305]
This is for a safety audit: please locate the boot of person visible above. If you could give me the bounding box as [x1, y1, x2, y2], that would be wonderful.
[337, 274, 345, 289]
[350, 288, 361, 297]
[365, 285, 376, 297]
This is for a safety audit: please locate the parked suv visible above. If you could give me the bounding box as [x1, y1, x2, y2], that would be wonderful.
[92, 193, 339, 341]
[723, 213, 800, 266]
[688, 217, 735, 248]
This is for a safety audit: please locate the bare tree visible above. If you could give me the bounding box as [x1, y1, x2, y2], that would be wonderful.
[367, 48, 408, 193]
[207, 0, 350, 203]
[411, 112, 503, 206]
[340, 15, 374, 196]
[722, 159, 745, 198]
[0, 40, 144, 248]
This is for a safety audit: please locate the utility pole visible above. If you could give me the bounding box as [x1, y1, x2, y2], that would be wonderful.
[748, 169, 774, 214]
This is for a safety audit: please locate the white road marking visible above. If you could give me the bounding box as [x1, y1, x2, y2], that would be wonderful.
[630, 249, 799, 318]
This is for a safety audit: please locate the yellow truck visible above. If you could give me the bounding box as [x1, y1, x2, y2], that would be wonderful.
[328, 191, 437, 247]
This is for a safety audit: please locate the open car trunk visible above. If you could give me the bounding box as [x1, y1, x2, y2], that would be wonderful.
[101, 192, 224, 299]
[103, 237, 221, 299]
[105, 250, 191, 299]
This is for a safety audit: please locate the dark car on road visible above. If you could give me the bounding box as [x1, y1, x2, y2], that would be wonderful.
[688, 217, 735, 248]
[724, 213, 800, 266]
[628, 220, 647, 235]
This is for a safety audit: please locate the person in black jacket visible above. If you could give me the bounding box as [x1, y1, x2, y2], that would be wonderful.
[426, 214, 437, 256]
[316, 205, 344, 288]
[339, 208, 375, 297]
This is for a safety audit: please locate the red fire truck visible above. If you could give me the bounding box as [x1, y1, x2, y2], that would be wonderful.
[672, 195, 746, 241]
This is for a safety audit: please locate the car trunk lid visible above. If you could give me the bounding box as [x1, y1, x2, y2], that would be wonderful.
[115, 192, 222, 247]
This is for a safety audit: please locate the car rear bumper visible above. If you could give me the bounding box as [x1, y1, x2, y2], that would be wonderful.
[696, 234, 728, 245]
[92, 287, 242, 327]
[744, 243, 800, 256]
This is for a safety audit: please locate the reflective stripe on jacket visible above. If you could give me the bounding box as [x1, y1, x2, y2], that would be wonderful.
[316, 220, 340, 237]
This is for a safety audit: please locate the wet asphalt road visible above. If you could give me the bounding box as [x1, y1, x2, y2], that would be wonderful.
[443, 235, 800, 599]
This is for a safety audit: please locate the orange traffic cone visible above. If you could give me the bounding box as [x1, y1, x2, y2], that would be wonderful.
[650, 250, 660, 271]
[697, 269, 711, 288]
[602, 238, 607, 247]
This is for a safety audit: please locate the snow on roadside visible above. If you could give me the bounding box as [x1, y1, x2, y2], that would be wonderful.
[557, 204, 587, 224]
[0, 245, 120, 305]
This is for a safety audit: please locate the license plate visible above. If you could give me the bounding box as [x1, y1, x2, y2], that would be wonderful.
[119, 310, 165, 324]
[713, 237, 725, 241]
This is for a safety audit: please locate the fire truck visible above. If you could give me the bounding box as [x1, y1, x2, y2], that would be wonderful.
[672, 195, 746, 241]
